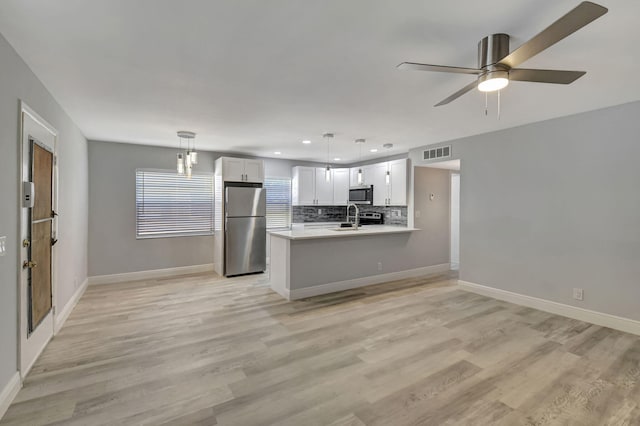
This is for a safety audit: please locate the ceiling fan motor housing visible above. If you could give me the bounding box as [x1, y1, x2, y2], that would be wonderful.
[478, 33, 510, 71]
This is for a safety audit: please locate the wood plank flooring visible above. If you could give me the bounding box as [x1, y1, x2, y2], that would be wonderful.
[2, 271, 640, 425]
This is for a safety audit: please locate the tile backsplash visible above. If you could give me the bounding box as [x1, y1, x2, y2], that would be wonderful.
[292, 205, 408, 226]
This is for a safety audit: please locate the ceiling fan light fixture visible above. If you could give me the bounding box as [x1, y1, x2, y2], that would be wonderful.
[478, 70, 509, 92]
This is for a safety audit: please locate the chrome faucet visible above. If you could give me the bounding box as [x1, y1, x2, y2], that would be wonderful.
[346, 203, 359, 228]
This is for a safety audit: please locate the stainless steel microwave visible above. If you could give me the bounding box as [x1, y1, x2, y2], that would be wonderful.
[349, 186, 373, 204]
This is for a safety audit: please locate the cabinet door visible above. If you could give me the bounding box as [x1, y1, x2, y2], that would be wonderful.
[388, 159, 407, 206]
[332, 168, 350, 205]
[244, 159, 264, 183]
[222, 157, 245, 182]
[315, 168, 334, 205]
[292, 167, 316, 206]
[369, 163, 389, 206]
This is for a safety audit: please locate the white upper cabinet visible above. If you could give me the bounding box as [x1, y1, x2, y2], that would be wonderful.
[221, 157, 245, 182]
[293, 160, 407, 207]
[314, 168, 334, 205]
[220, 157, 264, 183]
[369, 162, 389, 206]
[350, 167, 365, 187]
[292, 167, 352, 206]
[292, 166, 316, 206]
[243, 159, 264, 183]
[350, 159, 408, 206]
[388, 159, 407, 206]
[332, 168, 350, 205]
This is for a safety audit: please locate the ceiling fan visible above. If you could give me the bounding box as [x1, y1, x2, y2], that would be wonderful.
[398, 1, 608, 107]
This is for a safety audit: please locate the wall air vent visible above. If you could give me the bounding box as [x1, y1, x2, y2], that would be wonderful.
[423, 145, 451, 161]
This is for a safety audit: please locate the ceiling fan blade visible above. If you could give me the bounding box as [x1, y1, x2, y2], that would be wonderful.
[509, 68, 586, 84]
[499, 2, 608, 69]
[398, 62, 482, 75]
[434, 80, 479, 107]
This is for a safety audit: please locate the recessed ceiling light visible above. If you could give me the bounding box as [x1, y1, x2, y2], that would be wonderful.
[370, 148, 378, 153]
[302, 140, 311, 144]
[274, 151, 281, 155]
[333, 157, 341, 161]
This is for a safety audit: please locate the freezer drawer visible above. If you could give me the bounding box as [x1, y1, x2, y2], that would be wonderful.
[225, 186, 266, 217]
[225, 216, 266, 276]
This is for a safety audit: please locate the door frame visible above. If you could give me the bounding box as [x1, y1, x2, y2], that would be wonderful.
[18, 101, 59, 379]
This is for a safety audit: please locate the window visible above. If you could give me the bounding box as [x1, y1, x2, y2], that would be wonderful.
[136, 169, 214, 238]
[264, 177, 291, 230]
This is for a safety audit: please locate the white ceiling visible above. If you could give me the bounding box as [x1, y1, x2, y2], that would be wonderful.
[1, 0, 638, 163]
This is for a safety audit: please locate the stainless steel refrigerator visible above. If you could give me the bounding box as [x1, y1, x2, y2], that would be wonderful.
[224, 184, 266, 276]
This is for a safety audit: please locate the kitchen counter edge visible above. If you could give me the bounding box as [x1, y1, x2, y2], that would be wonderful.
[268, 226, 419, 241]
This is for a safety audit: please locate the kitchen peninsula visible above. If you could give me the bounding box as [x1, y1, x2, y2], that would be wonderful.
[268, 225, 439, 300]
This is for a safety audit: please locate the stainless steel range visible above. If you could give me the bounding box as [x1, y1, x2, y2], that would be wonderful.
[358, 212, 384, 225]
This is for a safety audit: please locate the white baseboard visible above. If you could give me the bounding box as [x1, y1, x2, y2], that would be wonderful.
[0, 373, 21, 421]
[458, 280, 640, 336]
[289, 263, 450, 300]
[88, 264, 215, 285]
[54, 278, 88, 335]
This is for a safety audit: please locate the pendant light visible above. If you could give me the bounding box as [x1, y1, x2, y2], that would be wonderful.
[177, 152, 185, 175]
[177, 131, 197, 177]
[323, 133, 334, 182]
[355, 139, 365, 185]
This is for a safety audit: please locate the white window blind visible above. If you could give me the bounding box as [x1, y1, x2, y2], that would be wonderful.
[264, 177, 291, 230]
[136, 169, 214, 238]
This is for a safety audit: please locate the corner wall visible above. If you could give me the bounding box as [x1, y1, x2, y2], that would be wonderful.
[410, 100, 640, 322]
[0, 33, 88, 397]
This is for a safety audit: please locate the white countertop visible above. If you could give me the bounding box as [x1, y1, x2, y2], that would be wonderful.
[269, 225, 419, 240]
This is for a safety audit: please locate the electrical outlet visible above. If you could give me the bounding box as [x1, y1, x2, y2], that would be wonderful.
[393, 209, 401, 217]
[318, 208, 322, 215]
[573, 288, 584, 301]
[415, 210, 421, 218]
[377, 261, 382, 271]
[0, 236, 6, 257]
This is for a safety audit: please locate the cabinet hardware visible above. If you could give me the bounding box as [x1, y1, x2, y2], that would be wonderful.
[23, 260, 37, 269]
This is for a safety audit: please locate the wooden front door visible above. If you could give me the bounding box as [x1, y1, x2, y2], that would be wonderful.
[28, 140, 54, 332]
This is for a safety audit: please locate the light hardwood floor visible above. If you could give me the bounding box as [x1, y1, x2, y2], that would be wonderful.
[2, 271, 640, 425]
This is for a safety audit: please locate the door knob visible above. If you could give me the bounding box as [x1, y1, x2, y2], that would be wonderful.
[23, 260, 37, 269]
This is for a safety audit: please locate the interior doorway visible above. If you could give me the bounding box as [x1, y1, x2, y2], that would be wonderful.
[19, 103, 58, 378]
[450, 173, 460, 270]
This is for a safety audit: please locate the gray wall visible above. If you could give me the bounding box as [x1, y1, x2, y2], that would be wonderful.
[0, 34, 88, 390]
[410, 100, 640, 321]
[88, 141, 329, 276]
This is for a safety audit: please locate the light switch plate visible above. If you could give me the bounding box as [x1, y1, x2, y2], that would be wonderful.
[0, 236, 6, 257]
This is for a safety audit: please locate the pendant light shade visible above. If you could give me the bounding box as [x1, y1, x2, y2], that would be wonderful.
[177, 153, 185, 175]
[385, 170, 390, 185]
[176, 131, 197, 176]
[323, 133, 334, 183]
[355, 139, 365, 185]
